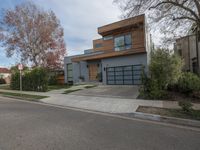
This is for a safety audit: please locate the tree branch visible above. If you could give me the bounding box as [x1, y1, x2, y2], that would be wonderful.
[173, 16, 197, 22]
[194, 0, 200, 19]
[150, 0, 199, 21]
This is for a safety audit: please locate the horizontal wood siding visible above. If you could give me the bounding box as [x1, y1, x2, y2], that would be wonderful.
[93, 39, 114, 52]
[98, 14, 145, 35]
[93, 27, 145, 53]
[72, 14, 146, 62]
[132, 28, 145, 49]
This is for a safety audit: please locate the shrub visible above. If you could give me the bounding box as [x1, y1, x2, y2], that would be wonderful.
[10, 67, 48, 92]
[0, 78, 6, 84]
[139, 49, 183, 99]
[150, 49, 183, 90]
[178, 100, 193, 113]
[177, 72, 200, 94]
[48, 75, 58, 85]
[10, 72, 20, 90]
[140, 75, 168, 99]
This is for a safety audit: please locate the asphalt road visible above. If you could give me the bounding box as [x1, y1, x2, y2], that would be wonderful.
[0, 97, 200, 150]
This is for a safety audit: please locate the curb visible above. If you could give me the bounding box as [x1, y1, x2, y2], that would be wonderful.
[1, 95, 39, 102]
[1, 95, 200, 129]
[119, 112, 200, 128]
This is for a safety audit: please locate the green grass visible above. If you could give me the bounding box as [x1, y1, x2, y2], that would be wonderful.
[84, 85, 97, 89]
[0, 84, 11, 90]
[0, 91, 48, 101]
[137, 106, 200, 121]
[63, 89, 82, 94]
[48, 84, 71, 91]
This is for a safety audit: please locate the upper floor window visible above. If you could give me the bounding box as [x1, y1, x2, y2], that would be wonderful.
[114, 34, 132, 51]
[94, 43, 103, 48]
[103, 36, 113, 40]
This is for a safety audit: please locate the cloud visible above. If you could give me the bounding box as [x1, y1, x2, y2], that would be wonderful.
[33, 0, 121, 55]
[0, 0, 121, 66]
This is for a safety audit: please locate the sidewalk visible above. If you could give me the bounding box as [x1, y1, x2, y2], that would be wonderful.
[1, 88, 200, 114]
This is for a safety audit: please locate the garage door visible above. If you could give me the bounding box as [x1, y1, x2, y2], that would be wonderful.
[106, 65, 143, 85]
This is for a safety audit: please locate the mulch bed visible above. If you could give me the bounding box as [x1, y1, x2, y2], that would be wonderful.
[137, 106, 200, 121]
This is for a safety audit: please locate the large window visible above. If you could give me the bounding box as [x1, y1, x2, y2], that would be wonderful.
[66, 63, 73, 81]
[114, 34, 132, 51]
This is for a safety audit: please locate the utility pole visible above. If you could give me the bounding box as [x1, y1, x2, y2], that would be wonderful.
[18, 64, 23, 92]
[196, 28, 200, 75]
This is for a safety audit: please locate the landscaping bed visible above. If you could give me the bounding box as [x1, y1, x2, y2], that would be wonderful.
[138, 90, 200, 103]
[137, 106, 200, 121]
[0, 91, 48, 101]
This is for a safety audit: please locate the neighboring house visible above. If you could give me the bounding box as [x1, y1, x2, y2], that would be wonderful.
[174, 34, 200, 74]
[64, 14, 151, 85]
[0, 67, 11, 84]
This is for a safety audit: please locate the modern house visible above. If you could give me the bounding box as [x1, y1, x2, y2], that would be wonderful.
[174, 34, 200, 74]
[64, 14, 151, 85]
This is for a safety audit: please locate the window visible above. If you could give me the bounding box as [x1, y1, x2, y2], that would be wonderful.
[66, 63, 73, 81]
[114, 34, 132, 51]
[94, 43, 102, 48]
[103, 36, 113, 40]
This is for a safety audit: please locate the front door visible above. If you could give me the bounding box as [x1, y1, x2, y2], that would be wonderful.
[89, 64, 98, 81]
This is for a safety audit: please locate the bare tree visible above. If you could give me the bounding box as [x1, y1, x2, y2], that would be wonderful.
[0, 2, 66, 69]
[114, 0, 200, 46]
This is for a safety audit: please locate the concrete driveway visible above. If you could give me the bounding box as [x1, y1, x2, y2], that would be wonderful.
[69, 85, 139, 99]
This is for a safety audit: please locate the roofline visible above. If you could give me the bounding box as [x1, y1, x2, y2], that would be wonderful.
[72, 49, 146, 62]
[98, 14, 145, 30]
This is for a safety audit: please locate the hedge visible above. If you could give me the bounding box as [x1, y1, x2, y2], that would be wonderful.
[10, 67, 48, 92]
[0, 78, 6, 84]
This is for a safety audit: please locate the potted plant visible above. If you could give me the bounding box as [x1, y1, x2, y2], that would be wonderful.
[79, 76, 85, 82]
[96, 72, 102, 82]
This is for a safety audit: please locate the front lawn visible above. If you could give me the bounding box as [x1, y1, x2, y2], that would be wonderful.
[63, 89, 82, 94]
[137, 106, 200, 121]
[84, 85, 97, 89]
[0, 91, 48, 101]
[0, 84, 71, 91]
[48, 84, 71, 91]
[0, 84, 11, 90]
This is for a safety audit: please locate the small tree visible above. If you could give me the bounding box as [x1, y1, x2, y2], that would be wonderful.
[141, 49, 183, 99]
[150, 49, 183, 90]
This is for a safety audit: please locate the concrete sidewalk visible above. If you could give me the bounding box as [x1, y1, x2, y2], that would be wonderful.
[41, 94, 164, 113]
[1, 88, 200, 114]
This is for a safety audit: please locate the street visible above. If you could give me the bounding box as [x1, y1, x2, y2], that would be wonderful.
[0, 97, 200, 150]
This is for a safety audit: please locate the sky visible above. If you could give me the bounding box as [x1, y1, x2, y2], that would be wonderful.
[0, 0, 121, 67]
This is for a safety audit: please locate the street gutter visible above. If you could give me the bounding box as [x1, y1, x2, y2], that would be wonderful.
[118, 112, 200, 129]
